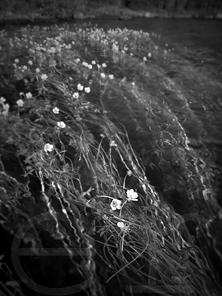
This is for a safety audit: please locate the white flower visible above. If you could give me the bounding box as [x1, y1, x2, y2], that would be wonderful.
[110, 140, 117, 147]
[28, 60, 33, 66]
[77, 83, 84, 91]
[82, 61, 88, 67]
[84, 87, 90, 93]
[117, 222, 126, 230]
[44, 143, 54, 153]
[88, 64, 93, 69]
[126, 189, 138, 202]
[112, 43, 119, 52]
[50, 47, 56, 53]
[57, 121, 66, 128]
[53, 107, 60, 114]
[101, 73, 106, 78]
[36, 68, 40, 73]
[143, 57, 147, 61]
[15, 59, 19, 63]
[75, 58, 80, 63]
[102, 63, 107, 68]
[97, 64, 101, 69]
[41, 74, 48, 80]
[109, 74, 114, 79]
[148, 52, 152, 58]
[16, 99, 24, 107]
[110, 199, 122, 211]
[26, 92, 32, 99]
[0, 97, 6, 103]
[127, 170, 132, 176]
[73, 92, 79, 99]
[91, 60, 96, 65]
[23, 65, 28, 70]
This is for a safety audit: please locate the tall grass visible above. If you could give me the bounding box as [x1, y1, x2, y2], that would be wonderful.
[0, 24, 221, 296]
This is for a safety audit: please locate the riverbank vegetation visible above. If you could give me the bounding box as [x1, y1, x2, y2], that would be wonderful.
[0, 23, 222, 296]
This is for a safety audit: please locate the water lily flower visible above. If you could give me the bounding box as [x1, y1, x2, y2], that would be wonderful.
[143, 57, 147, 61]
[109, 74, 114, 79]
[77, 83, 84, 91]
[148, 52, 152, 58]
[92, 60, 96, 65]
[36, 68, 40, 73]
[41, 74, 48, 80]
[102, 63, 107, 68]
[84, 87, 90, 93]
[15, 59, 19, 63]
[101, 73, 106, 78]
[73, 92, 79, 99]
[16, 99, 24, 107]
[57, 121, 66, 128]
[44, 143, 54, 153]
[26, 92, 32, 99]
[53, 107, 59, 114]
[88, 64, 93, 69]
[28, 60, 33, 66]
[110, 199, 122, 211]
[126, 189, 138, 201]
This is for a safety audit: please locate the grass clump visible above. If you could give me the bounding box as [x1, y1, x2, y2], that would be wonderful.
[0, 23, 221, 296]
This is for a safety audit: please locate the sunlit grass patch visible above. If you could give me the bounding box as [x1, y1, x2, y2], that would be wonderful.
[0, 24, 221, 296]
